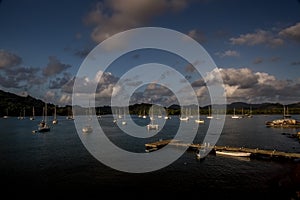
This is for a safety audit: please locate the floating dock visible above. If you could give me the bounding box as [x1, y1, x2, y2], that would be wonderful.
[145, 140, 300, 161]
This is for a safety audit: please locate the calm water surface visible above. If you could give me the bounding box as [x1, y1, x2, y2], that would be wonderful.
[0, 115, 300, 198]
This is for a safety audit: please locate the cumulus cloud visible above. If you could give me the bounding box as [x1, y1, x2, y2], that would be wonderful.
[0, 49, 22, 68]
[230, 29, 284, 47]
[43, 56, 72, 77]
[84, 0, 189, 43]
[279, 22, 300, 42]
[198, 67, 300, 103]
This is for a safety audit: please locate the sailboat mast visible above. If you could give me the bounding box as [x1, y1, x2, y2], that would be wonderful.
[45, 103, 47, 123]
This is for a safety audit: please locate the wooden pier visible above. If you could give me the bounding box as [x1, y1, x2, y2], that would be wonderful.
[145, 139, 300, 161]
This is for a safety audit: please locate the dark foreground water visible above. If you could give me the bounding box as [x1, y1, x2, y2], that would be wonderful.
[0, 114, 300, 199]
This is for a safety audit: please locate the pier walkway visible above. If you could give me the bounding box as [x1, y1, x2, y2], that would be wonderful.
[145, 139, 300, 160]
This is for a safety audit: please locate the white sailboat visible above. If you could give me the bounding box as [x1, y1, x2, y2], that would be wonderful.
[121, 108, 127, 125]
[52, 106, 58, 124]
[82, 101, 93, 133]
[206, 106, 213, 119]
[37, 103, 50, 133]
[231, 108, 240, 119]
[195, 107, 204, 124]
[30, 106, 35, 120]
[147, 107, 159, 131]
[3, 108, 8, 119]
[179, 107, 189, 121]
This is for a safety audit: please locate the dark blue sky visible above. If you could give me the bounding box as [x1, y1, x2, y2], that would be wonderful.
[0, 0, 300, 105]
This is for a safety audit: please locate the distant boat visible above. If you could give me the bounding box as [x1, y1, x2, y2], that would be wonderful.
[82, 125, 93, 133]
[231, 108, 240, 119]
[164, 115, 171, 119]
[66, 107, 74, 120]
[245, 106, 253, 118]
[3, 108, 9, 119]
[121, 108, 127, 125]
[52, 106, 58, 124]
[196, 144, 212, 160]
[37, 103, 50, 133]
[195, 119, 204, 124]
[206, 106, 213, 119]
[30, 106, 35, 120]
[82, 101, 93, 133]
[283, 105, 292, 118]
[195, 107, 204, 124]
[216, 150, 251, 157]
[196, 149, 210, 160]
[147, 106, 159, 131]
[142, 109, 147, 119]
[147, 123, 159, 131]
[179, 107, 189, 121]
[179, 116, 189, 121]
[18, 108, 25, 120]
[97, 108, 101, 119]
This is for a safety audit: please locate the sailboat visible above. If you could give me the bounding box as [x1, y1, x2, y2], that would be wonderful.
[283, 105, 291, 118]
[82, 101, 93, 133]
[18, 108, 25, 120]
[142, 109, 147, 119]
[37, 103, 50, 133]
[97, 108, 101, 119]
[195, 107, 204, 124]
[121, 108, 127, 125]
[179, 107, 189, 121]
[147, 107, 159, 131]
[52, 106, 58, 124]
[3, 108, 8, 119]
[66, 107, 74, 120]
[231, 108, 240, 119]
[206, 106, 213, 119]
[30, 106, 35, 120]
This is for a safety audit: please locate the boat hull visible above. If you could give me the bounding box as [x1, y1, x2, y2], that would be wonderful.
[216, 151, 251, 157]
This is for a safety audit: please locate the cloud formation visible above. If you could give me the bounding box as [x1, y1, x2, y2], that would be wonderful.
[84, 0, 189, 43]
[216, 50, 240, 58]
[43, 56, 72, 77]
[199, 67, 300, 104]
[0, 50, 22, 68]
[279, 22, 300, 42]
[230, 30, 284, 47]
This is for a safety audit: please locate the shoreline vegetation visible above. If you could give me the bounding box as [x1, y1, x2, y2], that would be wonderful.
[1, 90, 300, 117]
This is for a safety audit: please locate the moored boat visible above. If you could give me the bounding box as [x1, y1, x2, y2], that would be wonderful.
[216, 150, 251, 157]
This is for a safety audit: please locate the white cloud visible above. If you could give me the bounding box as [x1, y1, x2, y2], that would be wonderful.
[279, 22, 300, 42]
[230, 29, 284, 47]
[194, 67, 300, 104]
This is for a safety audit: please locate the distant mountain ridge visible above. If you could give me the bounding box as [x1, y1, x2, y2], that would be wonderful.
[0, 89, 299, 116]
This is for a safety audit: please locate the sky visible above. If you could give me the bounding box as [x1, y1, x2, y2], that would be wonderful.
[0, 0, 300, 106]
